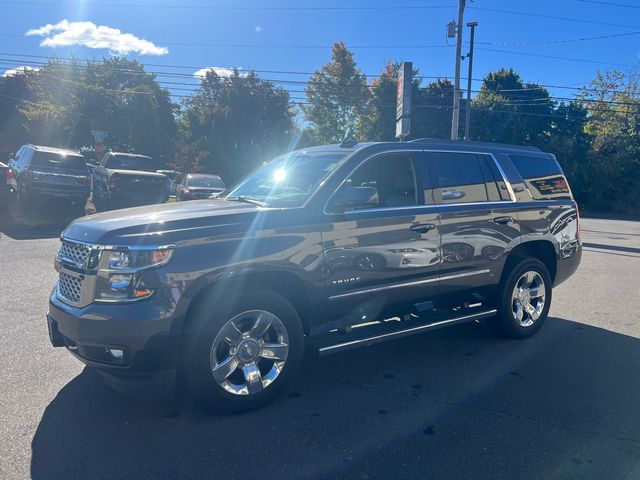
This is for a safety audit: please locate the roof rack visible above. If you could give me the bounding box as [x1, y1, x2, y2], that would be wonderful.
[408, 138, 541, 151]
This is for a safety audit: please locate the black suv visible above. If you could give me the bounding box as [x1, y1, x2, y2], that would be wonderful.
[7, 144, 91, 214]
[92, 152, 169, 211]
[47, 139, 581, 412]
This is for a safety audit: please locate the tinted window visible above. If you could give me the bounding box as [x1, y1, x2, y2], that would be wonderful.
[31, 151, 87, 170]
[330, 153, 417, 211]
[428, 152, 488, 204]
[509, 154, 571, 199]
[187, 176, 225, 188]
[105, 155, 156, 171]
[509, 154, 562, 179]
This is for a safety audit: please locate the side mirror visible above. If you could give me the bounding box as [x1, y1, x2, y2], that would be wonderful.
[329, 186, 377, 213]
[8, 153, 14, 162]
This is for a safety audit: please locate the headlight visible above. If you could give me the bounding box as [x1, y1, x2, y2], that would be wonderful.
[95, 246, 174, 302]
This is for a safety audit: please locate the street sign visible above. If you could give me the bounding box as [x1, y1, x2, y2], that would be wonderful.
[396, 62, 412, 140]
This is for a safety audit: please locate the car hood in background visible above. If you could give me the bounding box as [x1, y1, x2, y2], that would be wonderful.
[63, 199, 261, 244]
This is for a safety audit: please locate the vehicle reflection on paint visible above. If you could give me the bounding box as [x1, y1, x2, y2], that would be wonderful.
[551, 209, 580, 258]
[442, 227, 513, 263]
[325, 239, 440, 273]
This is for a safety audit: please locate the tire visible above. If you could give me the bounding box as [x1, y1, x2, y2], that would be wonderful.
[492, 257, 552, 339]
[181, 287, 305, 413]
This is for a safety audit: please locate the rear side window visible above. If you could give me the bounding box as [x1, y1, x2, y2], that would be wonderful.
[509, 154, 571, 199]
[428, 152, 491, 204]
[31, 152, 87, 170]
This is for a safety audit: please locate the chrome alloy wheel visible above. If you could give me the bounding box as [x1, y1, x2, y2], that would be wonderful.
[511, 271, 546, 327]
[210, 310, 290, 396]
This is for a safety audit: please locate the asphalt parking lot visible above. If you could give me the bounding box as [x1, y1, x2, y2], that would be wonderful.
[1, 214, 639, 479]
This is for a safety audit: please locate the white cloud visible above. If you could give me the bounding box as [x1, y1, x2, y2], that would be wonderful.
[194, 67, 244, 79]
[255, 25, 262, 33]
[2, 66, 39, 77]
[26, 20, 168, 56]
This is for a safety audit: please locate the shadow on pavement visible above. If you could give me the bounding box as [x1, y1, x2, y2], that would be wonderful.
[31, 318, 640, 480]
[0, 203, 83, 240]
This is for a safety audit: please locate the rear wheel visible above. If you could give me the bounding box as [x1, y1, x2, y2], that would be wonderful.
[181, 288, 304, 413]
[492, 257, 552, 338]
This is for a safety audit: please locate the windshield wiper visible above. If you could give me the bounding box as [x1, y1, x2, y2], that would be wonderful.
[225, 195, 267, 207]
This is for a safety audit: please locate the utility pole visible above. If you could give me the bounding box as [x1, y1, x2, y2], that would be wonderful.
[450, 0, 466, 140]
[464, 21, 478, 141]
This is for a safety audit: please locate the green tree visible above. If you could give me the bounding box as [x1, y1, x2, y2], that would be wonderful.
[181, 69, 293, 181]
[0, 69, 37, 156]
[577, 69, 640, 214]
[471, 68, 554, 144]
[304, 42, 371, 143]
[361, 61, 453, 142]
[21, 57, 177, 163]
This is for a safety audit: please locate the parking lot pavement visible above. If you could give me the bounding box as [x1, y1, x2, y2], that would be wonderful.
[0, 216, 639, 479]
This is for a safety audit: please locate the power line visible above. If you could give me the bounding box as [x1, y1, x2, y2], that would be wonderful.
[469, 6, 640, 29]
[4, 53, 640, 103]
[0, 1, 457, 10]
[476, 47, 632, 68]
[577, 0, 640, 8]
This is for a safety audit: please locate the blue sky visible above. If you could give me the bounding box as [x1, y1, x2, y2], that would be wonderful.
[2, 0, 640, 103]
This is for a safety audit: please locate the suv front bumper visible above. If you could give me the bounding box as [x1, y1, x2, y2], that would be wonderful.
[47, 290, 182, 398]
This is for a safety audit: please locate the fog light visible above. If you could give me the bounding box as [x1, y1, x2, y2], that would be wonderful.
[109, 275, 132, 291]
[107, 348, 124, 361]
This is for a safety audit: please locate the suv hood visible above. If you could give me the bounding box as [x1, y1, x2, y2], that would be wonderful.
[63, 199, 261, 245]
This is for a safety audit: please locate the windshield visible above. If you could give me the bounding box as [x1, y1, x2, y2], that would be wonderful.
[187, 176, 225, 188]
[223, 152, 346, 207]
[105, 155, 156, 172]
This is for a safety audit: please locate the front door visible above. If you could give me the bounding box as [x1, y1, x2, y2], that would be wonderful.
[322, 151, 441, 324]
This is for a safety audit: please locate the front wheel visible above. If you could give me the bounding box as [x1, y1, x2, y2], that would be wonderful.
[492, 257, 552, 339]
[181, 288, 305, 413]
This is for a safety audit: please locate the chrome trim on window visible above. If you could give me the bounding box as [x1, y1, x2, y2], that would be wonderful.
[328, 269, 491, 301]
[323, 148, 517, 216]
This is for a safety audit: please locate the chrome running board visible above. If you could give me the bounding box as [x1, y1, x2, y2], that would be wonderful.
[313, 309, 497, 356]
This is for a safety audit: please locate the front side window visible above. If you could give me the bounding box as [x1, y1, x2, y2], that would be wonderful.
[328, 153, 418, 212]
[428, 152, 490, 204]
[223, 151, 346, 207]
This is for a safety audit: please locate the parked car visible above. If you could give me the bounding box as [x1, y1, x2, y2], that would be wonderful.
[92, 152, 169, 211]
[7, 144, 90, 214]
[157, 170, 181, 196]
[176, 173, 226, 201]
[0, 161, 12, 205]
[47, 139, 581, 413]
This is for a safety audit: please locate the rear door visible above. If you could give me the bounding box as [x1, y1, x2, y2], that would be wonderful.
[425, 150, 520, 306]
[322, 151, 441, 321]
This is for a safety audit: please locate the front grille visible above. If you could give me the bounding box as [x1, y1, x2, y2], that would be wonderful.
[58, 240, 90, 268]
[58, 271, 83, 304]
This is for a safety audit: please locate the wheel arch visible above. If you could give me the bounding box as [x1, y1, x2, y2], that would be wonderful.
[181, 269, 314, 336]
[501, 240, 557, 285]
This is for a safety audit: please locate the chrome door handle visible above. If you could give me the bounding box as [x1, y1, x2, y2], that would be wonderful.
[493, 216, 513, 225]
[410, 223, 436, 233]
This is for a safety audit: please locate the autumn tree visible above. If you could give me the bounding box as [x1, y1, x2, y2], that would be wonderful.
[304, 42, 371, 143]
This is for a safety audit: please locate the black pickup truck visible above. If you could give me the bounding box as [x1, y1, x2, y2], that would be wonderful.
[47, 139, 581, 413]
[92, 152, 169, 211]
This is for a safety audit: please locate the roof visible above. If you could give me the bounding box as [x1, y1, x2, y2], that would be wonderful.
[296, 139, 542, 155]
[187, 173, 222, 178]
[108, 152, 152, 159]
[28, 144, 83, 157]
